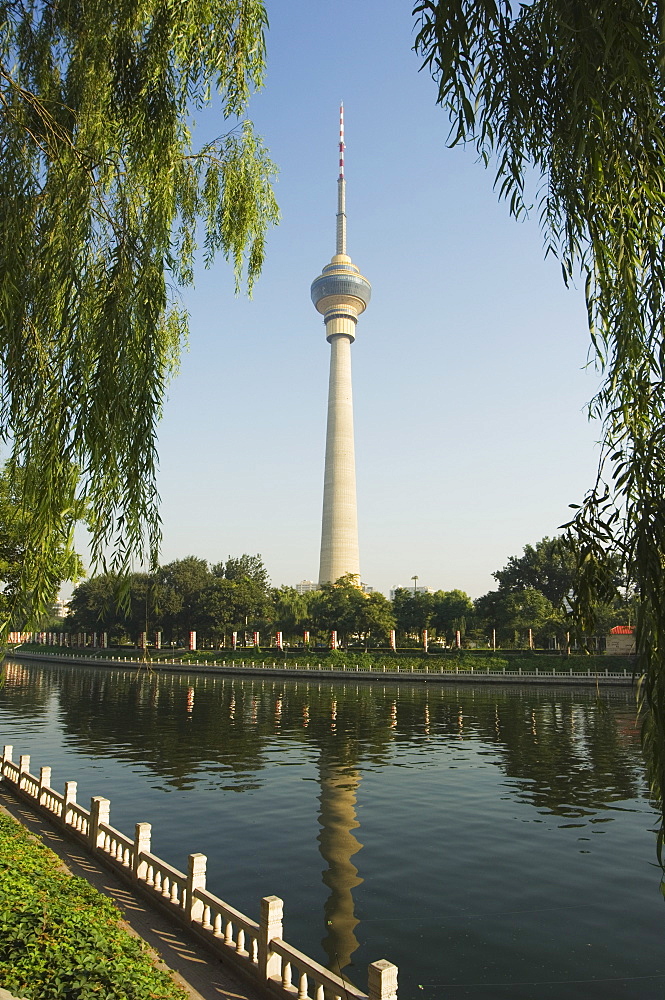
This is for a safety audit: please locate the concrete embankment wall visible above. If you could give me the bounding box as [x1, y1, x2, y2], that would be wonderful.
[10, 650, 636, 686]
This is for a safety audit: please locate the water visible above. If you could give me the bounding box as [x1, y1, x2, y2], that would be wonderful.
[1, 659, 663, 999]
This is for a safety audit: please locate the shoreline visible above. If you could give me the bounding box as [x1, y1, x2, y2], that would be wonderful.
[9, 649, 637, 686]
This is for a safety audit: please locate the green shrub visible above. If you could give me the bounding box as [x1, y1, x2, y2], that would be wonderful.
[0, 813, 187, 1000]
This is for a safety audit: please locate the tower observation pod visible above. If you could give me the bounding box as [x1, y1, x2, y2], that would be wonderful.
[311, 104, 371, 585]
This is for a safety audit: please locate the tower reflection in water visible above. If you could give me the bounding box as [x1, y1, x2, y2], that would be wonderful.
[317, 760, 363, 970]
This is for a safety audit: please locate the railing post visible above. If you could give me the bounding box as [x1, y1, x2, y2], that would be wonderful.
[368, 961, 398, 1000]
[133, 823, 151, 880]
[18, 755, 30, 790]
[186, 853, 207, 923]
[1, 745, 12, 776]
[258, 895, 283, 980]
[89, 796, 110, 849]
[63, 780, 77, 824]
[39, 766, 51, 805]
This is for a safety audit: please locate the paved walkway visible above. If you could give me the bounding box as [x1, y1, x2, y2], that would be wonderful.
[0, 785, 266, 1000]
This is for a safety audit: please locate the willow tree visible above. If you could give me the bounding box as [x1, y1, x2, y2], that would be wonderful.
[413, 1, 665, 823]
[0, 0, 278, 630]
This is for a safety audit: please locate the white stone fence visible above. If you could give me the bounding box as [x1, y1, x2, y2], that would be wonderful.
[0, 745, 397, 1000]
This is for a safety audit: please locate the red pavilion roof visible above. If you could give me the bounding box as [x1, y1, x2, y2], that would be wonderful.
[609, 626, 634, 634]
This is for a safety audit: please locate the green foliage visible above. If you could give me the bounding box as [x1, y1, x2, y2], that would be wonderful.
[474, 534, 635, 647]
[392, 587, 473, 643]
[68, 573, 120, 634]
[391, 588, 433, 636]
[0, 0, 279, 630]
[0, 812, 186, 1000]
[0, 465, 82, 629]
[271, 586, 312, 639]
[357, 592, 396, 644]
[474, 588, 562, 648]
[415, 1, 665, 808]
[309, 575, 395, 645]
[477, 540, 568, 646]
[491, 534, 627, 639]
[136, 646, 628, 674]
[327, 648, 376, 669]
[220, 553, 271, 590]
[430, 589, 474, 640]
[68, 552, 273, 645]
[197, 575, 272, 640]
[504, 588, 561, 643]
[492, 537, 578, 606]
[157, 556, 212, 640]
[195, 577, 239, 641]
[68, 571, 156, 644]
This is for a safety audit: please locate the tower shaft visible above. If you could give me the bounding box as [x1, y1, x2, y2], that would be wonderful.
[319, 333, 359, 584]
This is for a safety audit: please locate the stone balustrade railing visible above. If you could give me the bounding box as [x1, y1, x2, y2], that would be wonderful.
[0, 745, 397, 1000]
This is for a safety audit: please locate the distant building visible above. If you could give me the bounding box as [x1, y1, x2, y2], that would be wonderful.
[52, 599, 69, 619]
[606, 625, 635, 654]
[296, 578, 374, 595]
[389, 585, 434, 600]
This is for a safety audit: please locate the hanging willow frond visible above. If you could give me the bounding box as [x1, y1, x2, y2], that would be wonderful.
[414, 0, 665, 821]
[0, 0, 279, 631]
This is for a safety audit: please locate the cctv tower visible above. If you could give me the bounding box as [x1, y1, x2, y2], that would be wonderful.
[311, 105, 371, 585]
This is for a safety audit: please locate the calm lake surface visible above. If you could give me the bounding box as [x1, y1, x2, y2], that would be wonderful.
[1, 659, 663, 999]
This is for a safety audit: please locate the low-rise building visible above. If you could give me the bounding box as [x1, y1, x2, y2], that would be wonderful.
[606, 625, 635, 654]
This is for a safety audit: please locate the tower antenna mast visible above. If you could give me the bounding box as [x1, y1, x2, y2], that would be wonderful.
[337, 102, 346, 255]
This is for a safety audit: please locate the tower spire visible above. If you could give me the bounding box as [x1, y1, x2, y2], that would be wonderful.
[336, 102, 346, 255]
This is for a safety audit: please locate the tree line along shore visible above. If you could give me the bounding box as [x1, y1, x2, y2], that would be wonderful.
[28, 537, 636, 654]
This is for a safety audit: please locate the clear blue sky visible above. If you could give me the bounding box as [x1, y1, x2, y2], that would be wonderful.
[109, 0, 602, 599]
